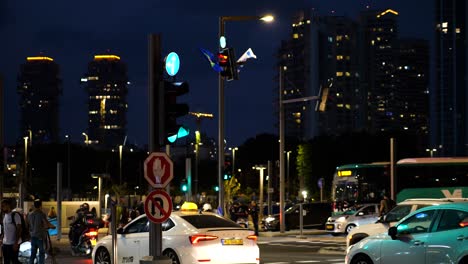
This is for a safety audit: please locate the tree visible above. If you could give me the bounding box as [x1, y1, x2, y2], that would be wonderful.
[223, 176, 241, 216]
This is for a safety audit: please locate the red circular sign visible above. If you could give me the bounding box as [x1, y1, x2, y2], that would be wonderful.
[144, 152, 174, 188]
[144, 189, 173, 223]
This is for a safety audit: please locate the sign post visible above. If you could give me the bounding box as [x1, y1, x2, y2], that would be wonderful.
[144, 152, 174, 263]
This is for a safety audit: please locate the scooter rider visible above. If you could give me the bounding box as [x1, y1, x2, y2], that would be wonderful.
[69, 203, 90, 246]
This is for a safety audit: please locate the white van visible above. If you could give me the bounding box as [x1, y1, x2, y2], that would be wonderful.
[346, 198, 468, 247]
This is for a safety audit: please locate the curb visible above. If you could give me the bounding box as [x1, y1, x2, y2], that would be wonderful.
[318, 247, 346, 255]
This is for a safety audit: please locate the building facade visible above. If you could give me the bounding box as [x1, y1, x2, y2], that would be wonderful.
[433, 0, 468, 156]
[277, 10, 361, 141]
[17, 56, 62, 144]
[82, 55, 128, 149]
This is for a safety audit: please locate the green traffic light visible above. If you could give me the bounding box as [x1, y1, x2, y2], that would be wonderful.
[181, 184, 188, 192]
[224, 174, 228, 180]
[167, 126, 190, 143]
[214, 186, 219, 192]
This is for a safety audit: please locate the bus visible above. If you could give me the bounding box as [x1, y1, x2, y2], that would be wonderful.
[331, 157, 468, 205]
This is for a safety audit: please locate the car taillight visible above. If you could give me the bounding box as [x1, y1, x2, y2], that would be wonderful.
[85, 230, 98, 237]
[247, 235, 257, 241]
[460, 221, 468, 227]
[189, 235, 218, 244]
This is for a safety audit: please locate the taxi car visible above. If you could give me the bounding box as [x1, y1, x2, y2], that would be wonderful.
[92, 202, 259, 264]
[345, 202, 468, 264]
[325, 203, 379, 235]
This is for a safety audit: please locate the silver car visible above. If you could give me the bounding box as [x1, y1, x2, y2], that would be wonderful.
[325, 203, 379, 235]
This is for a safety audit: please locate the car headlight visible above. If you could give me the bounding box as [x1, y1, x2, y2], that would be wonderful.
[265, 216, 276, 222]
[336, 216, 348, 222]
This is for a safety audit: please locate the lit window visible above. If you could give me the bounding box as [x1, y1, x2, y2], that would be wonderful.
[442, 22, 448, 28]
[337, 104, 344, 108]
[456, 28, 461, 34]
[336, 72, 343, 77]
[336, 55, 344, 60]
[336, 35, 343, 41]
[371, 40, 375, 45]
[345, 104, 351, 109]
[293, 33, 299, 39]
[345, 72, 351, 77]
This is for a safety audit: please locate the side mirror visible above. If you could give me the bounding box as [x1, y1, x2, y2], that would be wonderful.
[116, 227, 124, 234]
[388, 226, 397, 239]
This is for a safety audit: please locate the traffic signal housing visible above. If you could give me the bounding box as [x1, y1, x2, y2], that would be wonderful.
[163, 81, 190, 143]
[181, 178, 188, 193]
[218, 48, 238, 81]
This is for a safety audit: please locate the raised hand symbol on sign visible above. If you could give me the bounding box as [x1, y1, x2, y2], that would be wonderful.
[153, 158, 166, 184]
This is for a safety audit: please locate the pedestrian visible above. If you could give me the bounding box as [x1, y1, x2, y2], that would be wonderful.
[379, 193, 394, 216]
[1, 199, 22, 264]
[248, 200, 259, 236]
[47, 207, 57, 219]
[27, 199, 55, 264]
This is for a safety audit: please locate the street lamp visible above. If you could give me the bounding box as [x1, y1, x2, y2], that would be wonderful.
[286, 150, 292, 197]
[253, 165, 266, 224]
[229, 147, 238, 177]
[92, 173, 109, 218]
[302, 190, 308, 202]
[82, 132, 89, 145]
[119, 145, 123, 185]
[426, 148, 437, 158]
[65, 135, 71, 198]
[218, 14, 274, 215]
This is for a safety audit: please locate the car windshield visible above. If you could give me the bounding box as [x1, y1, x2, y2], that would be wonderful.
[181, 215, 242, 229]
[385, 205, 412, 222]
[342, 205, 364, 215]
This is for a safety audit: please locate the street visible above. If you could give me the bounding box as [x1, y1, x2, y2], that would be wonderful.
[48, 232, 346, 264]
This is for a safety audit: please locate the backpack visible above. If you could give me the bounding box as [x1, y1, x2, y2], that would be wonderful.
[11, 211, 31, 242]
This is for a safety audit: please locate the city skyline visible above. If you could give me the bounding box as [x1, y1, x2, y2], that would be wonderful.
[1, 1, 433, 148]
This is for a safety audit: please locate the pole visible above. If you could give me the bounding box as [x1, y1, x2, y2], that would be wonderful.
[186, 158, 192, 202]
[390, 138, 396, 201]
[66, 136, 71, 199]
[279, 66, 285, 233]
[98, 177, 102, 218]
[218, 17, 226, 216]
[56, 163, 62, 241]
[258, 168, 264, 224]
[119, 145, 123, 185]
[111, 198, 117, 264]
[267, 161, 272, 216]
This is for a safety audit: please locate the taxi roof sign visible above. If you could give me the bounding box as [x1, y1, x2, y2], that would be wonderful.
[180, 202, 198, 211]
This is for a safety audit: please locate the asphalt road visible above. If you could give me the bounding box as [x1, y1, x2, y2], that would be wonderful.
[47, 232, 346, 264]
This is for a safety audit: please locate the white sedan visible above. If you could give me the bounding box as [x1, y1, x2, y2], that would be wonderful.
[92, 207, 259, 264]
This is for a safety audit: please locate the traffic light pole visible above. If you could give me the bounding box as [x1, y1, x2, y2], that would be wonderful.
[218, 18, 225, 216]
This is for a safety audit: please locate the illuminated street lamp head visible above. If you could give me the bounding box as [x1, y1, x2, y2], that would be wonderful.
[260, 15, 274, 22]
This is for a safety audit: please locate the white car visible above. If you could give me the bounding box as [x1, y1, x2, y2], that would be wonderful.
[92, 206, 259, 264]
[345, 202, 468, 264]
[346, 198, 468, 247]
[325, 203, 379, 235]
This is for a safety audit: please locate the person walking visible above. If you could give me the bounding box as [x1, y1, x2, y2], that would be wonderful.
[1, 199, 22, 264]
[379, 193, 394, 216]
[248, 200, 259, 236]
[27, 199, 55, 264]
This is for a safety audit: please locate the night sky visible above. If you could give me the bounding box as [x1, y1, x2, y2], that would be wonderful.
[1, 0, 432, 148]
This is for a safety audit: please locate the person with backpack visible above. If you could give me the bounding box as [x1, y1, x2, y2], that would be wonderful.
[27, 199, 55, 264]
[1, 199, 22, 264]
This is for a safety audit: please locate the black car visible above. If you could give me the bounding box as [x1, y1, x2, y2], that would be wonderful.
[262, 202, 332, 231]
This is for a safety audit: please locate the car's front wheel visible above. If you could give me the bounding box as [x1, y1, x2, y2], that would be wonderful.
[351, 254, 373, 264]
[163, 249, 180, 264]
[345, 224, 356, 234]
[94, 247, 111, 264]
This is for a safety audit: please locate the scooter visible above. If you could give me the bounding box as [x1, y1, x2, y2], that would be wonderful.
[18, 241, 49, 264]
[70, 225, 98, 256]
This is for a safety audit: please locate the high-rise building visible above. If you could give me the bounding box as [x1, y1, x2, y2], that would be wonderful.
[277, 10, 361, 141]
[397, 39, 430, 141]
[359, 9, 400, 132]
[433, 0, 468, 156]
[17, 56, 62, 144]
[82, 55, 128, 148]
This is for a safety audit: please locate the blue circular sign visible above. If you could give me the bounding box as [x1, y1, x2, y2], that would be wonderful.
[165, 52, 180, 76]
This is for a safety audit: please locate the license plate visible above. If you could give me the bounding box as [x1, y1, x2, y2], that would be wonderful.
[221, 239, 243, 245]
[326, 224, 335, 230]
[91, 239, 97, 246]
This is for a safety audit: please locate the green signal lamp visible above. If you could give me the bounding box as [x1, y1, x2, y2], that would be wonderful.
[167, 126, 190, 143]
[214, 186, 219, 192]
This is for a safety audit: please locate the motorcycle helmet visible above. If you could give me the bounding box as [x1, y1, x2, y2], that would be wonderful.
[82, 203, 90, 212]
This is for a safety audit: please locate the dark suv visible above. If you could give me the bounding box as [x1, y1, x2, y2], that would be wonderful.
[262, 202, 332, 231]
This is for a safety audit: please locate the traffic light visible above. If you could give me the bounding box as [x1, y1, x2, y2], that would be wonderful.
[181, 178, 188, 192]
[163, 80, 190, 143]
[218, 48, 238, 81]
[224, 156, 232, 180]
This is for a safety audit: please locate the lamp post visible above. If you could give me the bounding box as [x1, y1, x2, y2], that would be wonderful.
[65, 135, 71, 198]
[218, 14, 274, 215]
[426, 148, 437, 157]
[92, 173, 109, 218]
[286, 150, 292, 198]
[229, 147, 238, 177]
[82, 132, 89, 145]
[119, 145, 123, 185]
[20, 136, 28, 208]
[253, 165, 266, 226]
